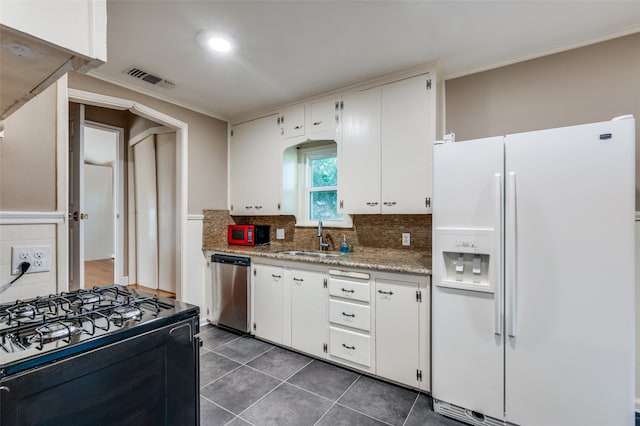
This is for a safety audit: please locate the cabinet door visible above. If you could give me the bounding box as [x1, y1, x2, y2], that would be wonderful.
[253, 264, 284, 344]
[381, 74, 432, 214]
[308, 98, 339, 135]
[290, 269, 328, 358]
[339, 87, 381, 214]
[280, 105, 305, 139]
[251, 115, 283, 215]
[229, 121, 258, 215]
[375, 278, 421, 388]
[229, 116, 282, 215]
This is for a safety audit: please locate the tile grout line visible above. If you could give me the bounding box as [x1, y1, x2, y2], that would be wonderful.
[313, 374, 364, 426]
[401, 392, 421, 426]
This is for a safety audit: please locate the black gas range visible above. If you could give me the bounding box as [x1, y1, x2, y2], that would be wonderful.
[0, 285, 200, 425]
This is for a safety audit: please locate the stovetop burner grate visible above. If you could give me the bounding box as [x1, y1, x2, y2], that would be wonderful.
[0, 285, 173, 354]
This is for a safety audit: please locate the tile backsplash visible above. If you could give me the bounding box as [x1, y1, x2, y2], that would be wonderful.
[202, 210, 431, 255]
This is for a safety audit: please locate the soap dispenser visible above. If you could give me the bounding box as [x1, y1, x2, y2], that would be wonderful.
[340, 235, 350, 254]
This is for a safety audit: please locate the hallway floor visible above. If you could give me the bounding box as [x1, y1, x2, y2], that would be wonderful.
[199, 324, 462, 426]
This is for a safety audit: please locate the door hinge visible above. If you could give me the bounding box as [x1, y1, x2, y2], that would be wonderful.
[323, 343, 328, 353]
[323, 278, 328, 288]
[335, 101, 340, 111]
[425, 197, 431, 208]
[253, 269, 257, 277]
[416, 290, 422, 303]
[230, 204, 234, 211]
[340, 101, 344, 110]
[426, 79, 432, 90]
[417, 369, 423, 381]
[277, 202, 281, 210]
[339, 200, 344, 209]
[230, 129, 234, 137]
[253, 322, 256, 331]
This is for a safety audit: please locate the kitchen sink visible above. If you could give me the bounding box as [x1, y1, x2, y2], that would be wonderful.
[276, 250, 340, 258]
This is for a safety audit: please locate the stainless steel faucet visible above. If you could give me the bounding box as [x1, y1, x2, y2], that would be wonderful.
[317, 221, 329, 251]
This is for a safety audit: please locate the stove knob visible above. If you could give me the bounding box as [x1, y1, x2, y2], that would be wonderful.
[0, 386, 9, 393]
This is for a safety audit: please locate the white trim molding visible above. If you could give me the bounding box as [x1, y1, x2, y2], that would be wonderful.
[188, 214, 204, 221]
[66, 88, 189, 301]
[0, 211, 66, 225]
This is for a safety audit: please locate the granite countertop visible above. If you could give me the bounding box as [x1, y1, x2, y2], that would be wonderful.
[203, 245, 432, 275]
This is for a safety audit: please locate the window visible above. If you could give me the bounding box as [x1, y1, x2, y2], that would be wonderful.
[298, 144, 351, 227]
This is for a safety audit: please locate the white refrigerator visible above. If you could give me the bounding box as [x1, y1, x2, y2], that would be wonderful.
[431, 118, 635, 426]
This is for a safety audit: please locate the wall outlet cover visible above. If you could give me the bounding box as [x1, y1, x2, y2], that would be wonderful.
[402, 233, 411, 246]
[11, 245, 51, 275]
[276, 228, 285, 239]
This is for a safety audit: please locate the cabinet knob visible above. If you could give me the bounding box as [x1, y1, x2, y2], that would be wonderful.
[254, 205, 262, 210]
[341, 312, 355, 318]
[378, 290, 394, 296]
[272, 274, 282, 279]
[245, 206, 253, 209]
[294, 125, 303, 130]
[342, 343, 356, 350]
[366, 202, 379, 207]
[313, 121, 322, 126]
[293, 277, 304, 282]
[340, 288, 355, 293]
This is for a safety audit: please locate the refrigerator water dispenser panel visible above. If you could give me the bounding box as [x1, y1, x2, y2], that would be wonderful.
[443, 252, 490, 285]
[434, 227, 498, 293]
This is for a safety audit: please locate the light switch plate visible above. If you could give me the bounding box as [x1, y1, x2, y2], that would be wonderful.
[402, 233, 410, 246]
[276, 228, 285, 239]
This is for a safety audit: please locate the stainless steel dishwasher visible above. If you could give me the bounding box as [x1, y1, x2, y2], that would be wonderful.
[211, 254, 251, 333]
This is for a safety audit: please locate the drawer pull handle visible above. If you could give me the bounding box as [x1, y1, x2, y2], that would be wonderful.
[341, 288, 355, 293]
[293, 277, 304, 282]
[378, 290, 394, 296]
[272, 274, 282, 279]
[341, 312, 355, 318]
[342, 343, 356, 350]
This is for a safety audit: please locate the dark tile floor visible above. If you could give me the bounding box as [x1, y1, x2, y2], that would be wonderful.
[199, 324, 464, 426]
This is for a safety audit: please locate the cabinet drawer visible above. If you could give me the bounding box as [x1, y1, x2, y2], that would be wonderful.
[329, 326, 370, 367]
[328, 278, 370, 302]
[329, 300, 370, 331]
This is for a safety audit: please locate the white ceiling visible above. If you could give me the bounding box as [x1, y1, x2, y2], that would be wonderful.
[90, 1, 640, 122]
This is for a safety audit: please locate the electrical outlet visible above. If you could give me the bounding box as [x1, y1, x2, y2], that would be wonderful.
[11, 245, 51, 275]
[402, 233, 411, 246]
[276, 228, 285, 239]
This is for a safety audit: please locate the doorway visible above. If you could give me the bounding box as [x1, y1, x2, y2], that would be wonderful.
[66, 88, 189, 300]
[68, 103, 125, 290]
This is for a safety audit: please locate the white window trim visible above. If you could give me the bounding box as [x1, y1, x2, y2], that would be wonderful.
[296, 145, 352, 228]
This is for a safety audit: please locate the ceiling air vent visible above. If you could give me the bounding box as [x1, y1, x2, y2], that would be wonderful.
[123, 66, 175, 89]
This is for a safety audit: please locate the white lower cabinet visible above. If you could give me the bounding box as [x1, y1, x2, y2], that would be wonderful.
[289, 268, 328, 359]
[375, 274, 430, 391]
[329, 326, 371, 367]
[327, 269, 375, 371]
[252, 263, 285, 344]
[250, 259, 430, 390]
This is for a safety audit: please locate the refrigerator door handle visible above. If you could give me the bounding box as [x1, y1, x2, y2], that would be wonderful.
[494, 173, 503, 336]
[507, 172, 517, 338]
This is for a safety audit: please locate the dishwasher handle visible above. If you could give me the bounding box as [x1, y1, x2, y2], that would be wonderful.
[211, 254, 251, 267]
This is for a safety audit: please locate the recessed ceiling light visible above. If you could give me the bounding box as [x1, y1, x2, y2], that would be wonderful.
[196, 30, 238, 54]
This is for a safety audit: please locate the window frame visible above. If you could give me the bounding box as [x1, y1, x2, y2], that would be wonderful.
[296, 144, 352, 228]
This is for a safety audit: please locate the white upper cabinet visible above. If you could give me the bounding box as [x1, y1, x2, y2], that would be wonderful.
[339, 86, 382, 214]
[277, 97, 341, 142]
[381, 74, 432, 213]
[339, 73, 434, 214]
[0, 0, 107, 119]
[229, 115, 282, 215]
[308, 98, 340, 136]
[278, 105, 305, 139]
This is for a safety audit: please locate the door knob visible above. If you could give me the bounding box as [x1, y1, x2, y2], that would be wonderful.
[71, 211, 89, 221]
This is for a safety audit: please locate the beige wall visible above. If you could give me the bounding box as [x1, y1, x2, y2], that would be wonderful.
[445, 32, 640, 207]
[0, 83, 58, 211]
[68, 72, 229, 214]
